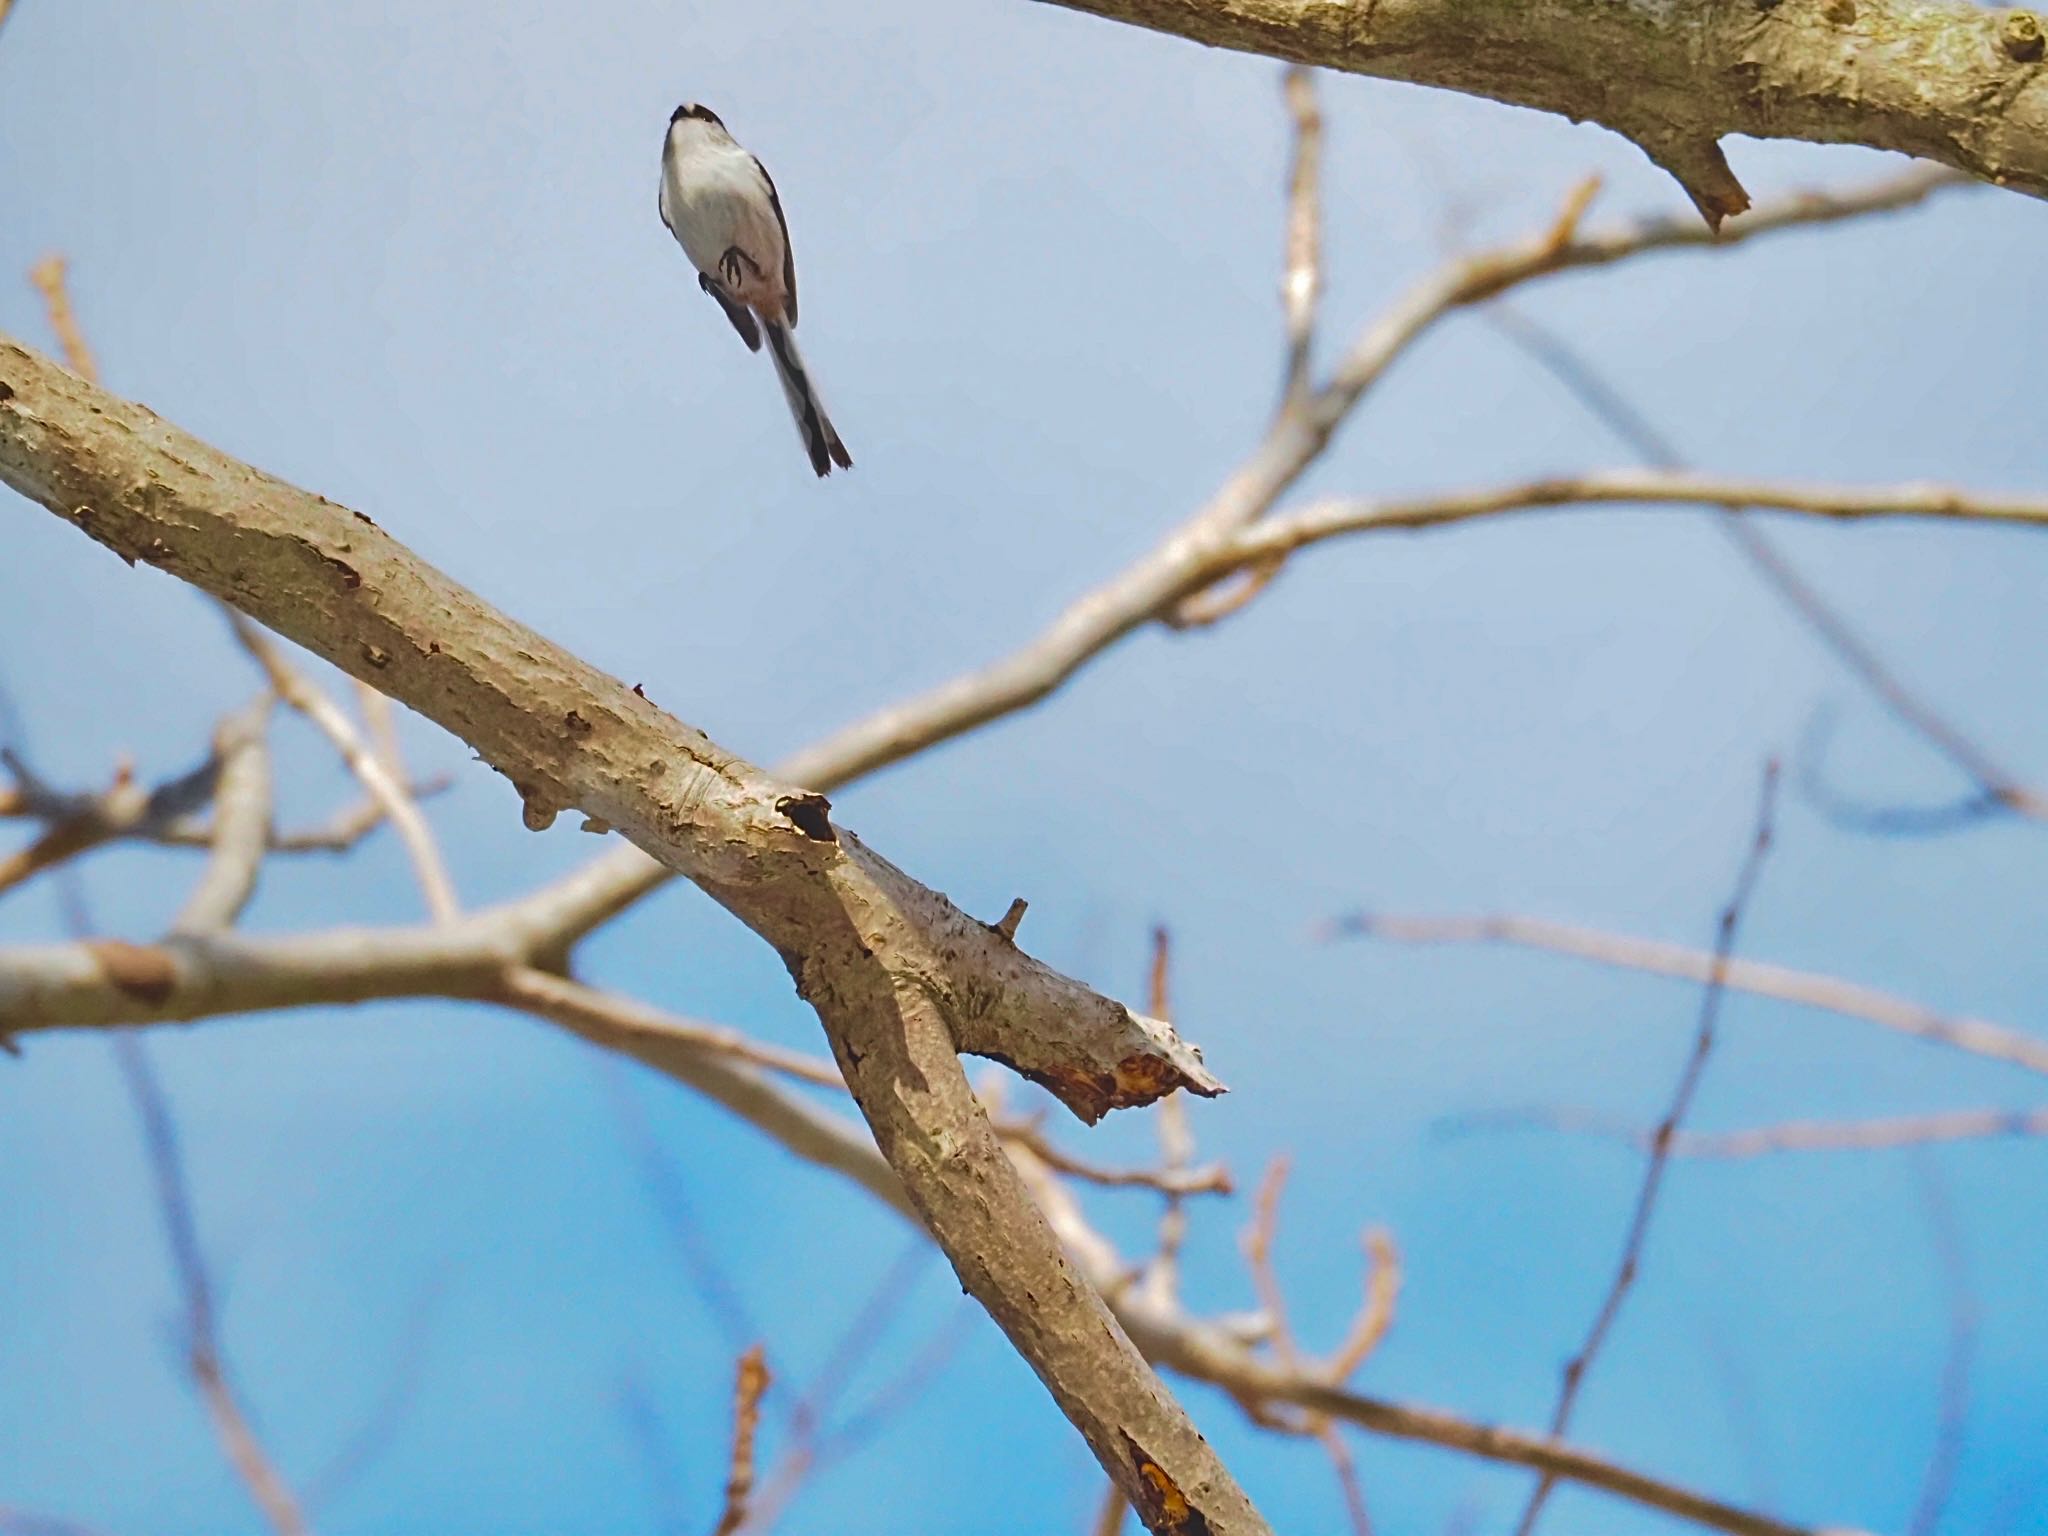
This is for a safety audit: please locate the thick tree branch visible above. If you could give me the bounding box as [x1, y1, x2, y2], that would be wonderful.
[1031, 0, 2048, 223]
[0, 337, 1256, 1533]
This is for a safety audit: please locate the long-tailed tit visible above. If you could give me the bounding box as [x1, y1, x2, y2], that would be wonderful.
[659, 103, 852, 477]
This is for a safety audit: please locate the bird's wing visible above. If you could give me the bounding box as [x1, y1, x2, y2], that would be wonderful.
[750, 154, 799, 328]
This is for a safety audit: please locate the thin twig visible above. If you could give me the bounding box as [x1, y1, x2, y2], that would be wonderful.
[0, 744, 220, 899]
[1329, 1229, 1402, 1382]
[1443, 1103, 2048, 1157]
[601, 1058, 761, 1355]
[28, 255, 99, 383]
[807, 1303, 974, 1465]
[617, 1373, 691, 1536]
[79, 778, 454, 854]
[1319, 1424, 1375, 1536]
[1235, 1158, 1396, 1534]
[999, 1117, 1232, 1196]
[1515, 760, 1782, 1536]
[1329, 909, 2048, 1080]
[1091, 1482, 1131, 1536]
[710, 1346, 771, 1536]
[1907, 1160, 1978, 1536]
[1241, 1157, 1301, 1376]
[770, 168, 1965, 800]
[168, 697, 274, 935]
[508, 967, 847, 1091]
[115, 1037, 313, 1536]
[1278, 65, 1324, 405]
[1487, 301, 2048, 823]
[1798, 707, 2004, 836]
[301, 1282, 441, 1514]
[0, 1512, 113, 1536]
[1143, 928, 1200, 1312]
[1234, 471, 2048, 557]
[227, 615, 460, 921]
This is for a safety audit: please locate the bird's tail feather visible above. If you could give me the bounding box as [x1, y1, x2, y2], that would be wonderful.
[763, 320, 851, 477]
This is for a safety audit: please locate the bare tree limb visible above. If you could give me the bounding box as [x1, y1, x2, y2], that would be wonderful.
[1516, 761, 1780, 1536]
[710, 1346, 771, 1536]
[508, 968, 848, 1091]
[772, 167, 1970, 799]
[0, 338, 1259, 1534]
[7, 773, 455, 856]
[1328, 909, 2048, 1080]
[168, 697, 273, 935]
[1907, 1162, 1978, 1536]
[227, 615, 461, 922]
[998, 1117, 1233, 1196]
[1019, 1150, 1845, 1536]
[1090, 1481, 1131, 1536]
[27, 256, 98, 383]
[397, 164, 1975, 983]
[108, 686, 309, 1535]
[1235, 470, 2048, 555]
[0, 744, 220, 900]
[0, 899, 1853, 1535]
[1488, 303, 2048, 826]
[1444, 1103, 2048, 1158]
[1277, 64, 1322, 406]
[0, 1512, 114, 1536]
[1029, 0, 2048, 223]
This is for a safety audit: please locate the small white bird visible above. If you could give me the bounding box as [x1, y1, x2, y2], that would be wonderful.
[659, 102, 852, 477]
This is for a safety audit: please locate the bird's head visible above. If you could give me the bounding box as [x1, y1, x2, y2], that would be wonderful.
[669, 102, 726, 131]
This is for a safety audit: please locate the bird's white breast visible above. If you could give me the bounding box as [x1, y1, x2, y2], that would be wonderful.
[660, 126, 789, 315]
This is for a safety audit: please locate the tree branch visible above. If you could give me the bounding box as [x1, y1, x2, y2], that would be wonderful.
[0, 336, 1259, 1533]
[1449, 1103, 2048, 1158]
[1030, 0, 2048, 224]
[1328, 909, 2048, 1080]
[0, 901, 1849, 1536]
[1236, 470, 2048, 557]
[1516, 761, 1780, 1536]
[384, 164, 1971, 983]
[1485, 303, 2048, 826]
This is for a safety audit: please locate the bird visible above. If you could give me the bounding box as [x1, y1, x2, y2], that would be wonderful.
[659, 102, 852, 477]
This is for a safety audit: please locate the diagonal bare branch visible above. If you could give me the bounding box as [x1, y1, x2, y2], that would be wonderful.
[421, 166, 1976, 977]
[118, 1034, 313, 1536]
[774, 167, 1970, 799]
[1488, 302, 2048, 825]
[0, 337, 1255, 1534]
[227, 615, 462, 922]
[1516, 761, 1781, 1536]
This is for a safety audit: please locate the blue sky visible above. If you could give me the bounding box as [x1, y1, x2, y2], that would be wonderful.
[4, 2, 2047, 1533]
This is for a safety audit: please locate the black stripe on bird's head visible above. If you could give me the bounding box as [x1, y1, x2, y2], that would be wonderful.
[670, 102, 725, 129]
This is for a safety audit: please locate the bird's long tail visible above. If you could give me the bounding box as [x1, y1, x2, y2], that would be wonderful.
[763, 320, 852, 477]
